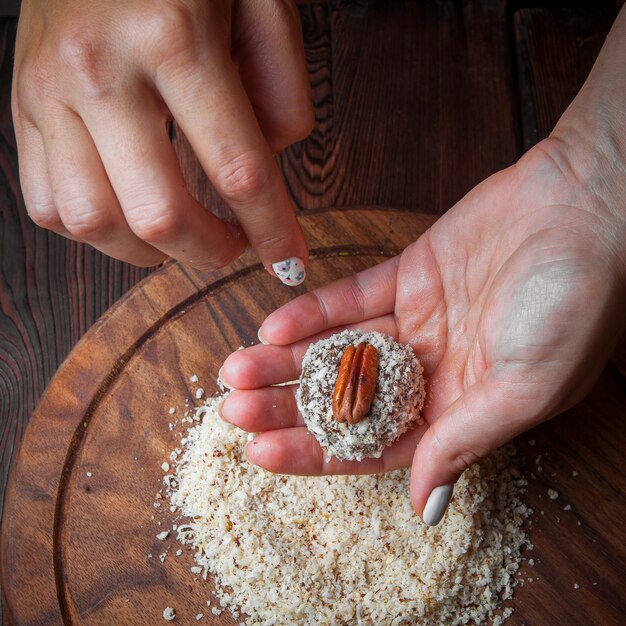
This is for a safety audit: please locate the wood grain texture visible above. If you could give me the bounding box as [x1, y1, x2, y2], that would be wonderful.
[1, 209, 436, 625]
[0, 19, 155, 524]
[2, 210, 625, 625]
[173, 0, 521, 216]
[280, 0, 521, 212]
[514, 6, 618, 151]
[1, 2, 626, 624]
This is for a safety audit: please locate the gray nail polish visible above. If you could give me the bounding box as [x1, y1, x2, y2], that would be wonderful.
[422, 484, 454, 526]
[272, 257, 305, 286]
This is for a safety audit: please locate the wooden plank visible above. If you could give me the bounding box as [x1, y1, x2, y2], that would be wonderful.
[1, 209, 436, 625]
[280, 0, 521, 213]
[514, 7, 617, 150]
[3, 211, 626, 623]
[2, 2, 624, 621]
[0, 20, 154, 526]
[513, 375, 626, 625]
[174, 0, 521, 215]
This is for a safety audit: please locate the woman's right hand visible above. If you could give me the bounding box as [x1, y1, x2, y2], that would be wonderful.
[13, 0, 312, 283]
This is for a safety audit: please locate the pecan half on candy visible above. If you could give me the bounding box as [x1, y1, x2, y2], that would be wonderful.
[332, 342, 379, 424]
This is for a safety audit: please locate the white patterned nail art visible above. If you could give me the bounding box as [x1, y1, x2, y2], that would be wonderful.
[272, 257, 306, 286]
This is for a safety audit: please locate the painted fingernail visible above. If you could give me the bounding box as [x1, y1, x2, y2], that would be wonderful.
[218, 366, 234, 391]
[272, 257, 306, 287]
[257, 328, 268, 345]
[422, 484, 454, 526]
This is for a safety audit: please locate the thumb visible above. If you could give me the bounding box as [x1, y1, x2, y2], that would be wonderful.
[410, 381, 533, 526]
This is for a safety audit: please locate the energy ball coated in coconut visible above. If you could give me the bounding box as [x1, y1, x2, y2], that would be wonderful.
[296, 330, 425, 461]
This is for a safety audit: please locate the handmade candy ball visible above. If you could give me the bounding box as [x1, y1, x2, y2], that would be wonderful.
[296, 330, 425, 461]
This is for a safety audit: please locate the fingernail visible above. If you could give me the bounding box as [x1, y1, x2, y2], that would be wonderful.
[243, 440, 257, 464]
[218, 366, 234, 391]
[272, 257, 306, 287]
[216, 398, 228, 422]
[422, 484, 454, 526]
[257, 328, 268, 345]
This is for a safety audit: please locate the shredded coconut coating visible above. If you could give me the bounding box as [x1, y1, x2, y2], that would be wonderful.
[297, 330, 425, 461]
[167, 395, 531, 626]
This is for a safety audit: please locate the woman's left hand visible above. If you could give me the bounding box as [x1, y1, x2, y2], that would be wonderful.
[219, 135, 626, 523]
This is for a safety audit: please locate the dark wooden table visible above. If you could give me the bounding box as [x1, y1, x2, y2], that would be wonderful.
[1, 1, 625, 623]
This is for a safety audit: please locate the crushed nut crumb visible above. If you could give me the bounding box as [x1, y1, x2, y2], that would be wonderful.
[164, 395, 532, 626]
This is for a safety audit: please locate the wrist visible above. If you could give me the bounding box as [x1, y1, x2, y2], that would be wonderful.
[545, 3, 626, 282]
[548, 6, 626, 228]
[550, 110, 626, 278]
[550, 110, 626, 209]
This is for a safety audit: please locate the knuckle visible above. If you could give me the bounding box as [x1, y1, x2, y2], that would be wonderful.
[27, 203, 62, 231]
[147, 3, 194, 42]
[450, 449, 481, 477]
[215, 153, 272, 201]
[58, 200, 113, 239]
[143, 5, 200, 73]
[58, 31, 114, 98]
[254, 229, 293, 252]
[430, 419, 482, 477]
[192, 248, 238, 272]
[312, 291, 330, 329]
[126, 202, 181, 244]
[347, 276, 367, 319]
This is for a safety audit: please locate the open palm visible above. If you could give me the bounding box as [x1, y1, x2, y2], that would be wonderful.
[220, 138, 626, 518]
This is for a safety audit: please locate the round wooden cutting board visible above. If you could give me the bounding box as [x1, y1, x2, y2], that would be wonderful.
[2, 209, 625, 625]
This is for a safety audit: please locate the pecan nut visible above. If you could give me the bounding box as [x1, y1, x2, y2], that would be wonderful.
[332, 342, 379, 424]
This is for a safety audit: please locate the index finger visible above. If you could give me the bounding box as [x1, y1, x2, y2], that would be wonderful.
[259, 256, 400, 346]
[155, 36, 308, 283]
